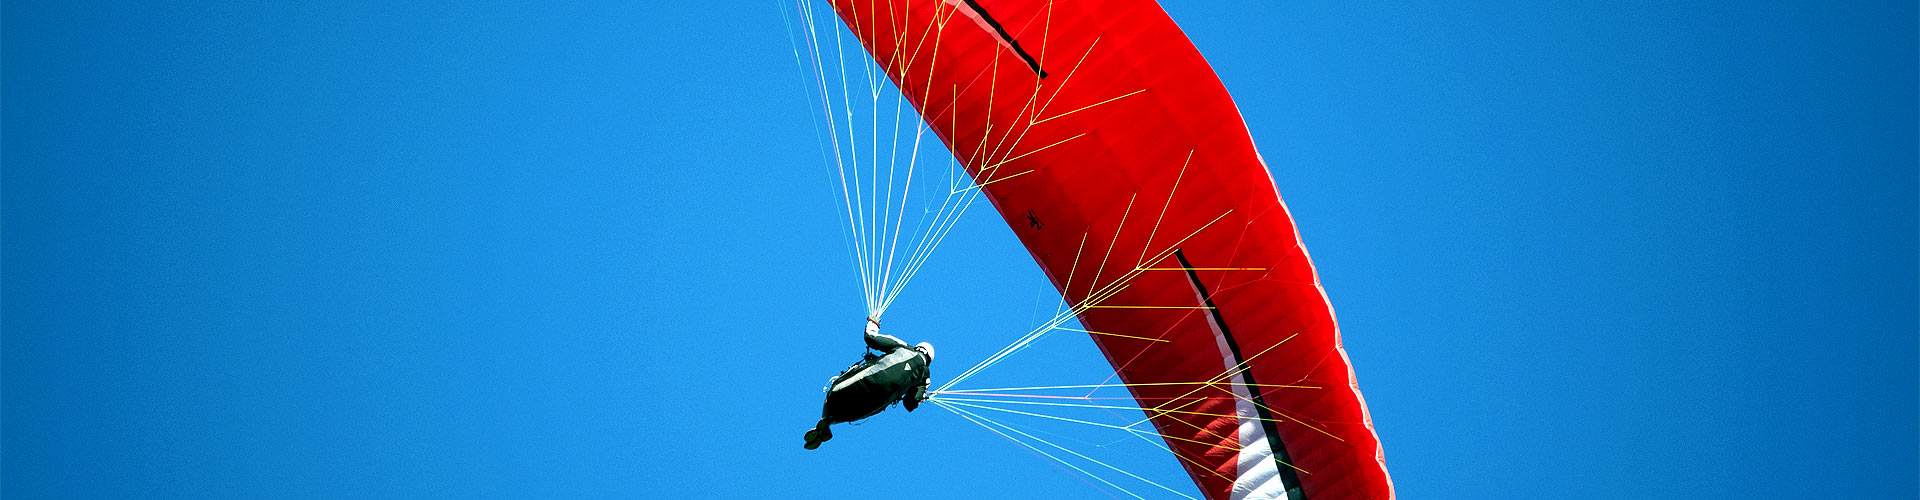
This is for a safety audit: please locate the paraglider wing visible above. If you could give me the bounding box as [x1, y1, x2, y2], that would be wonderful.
[821, 1, 1392, 497]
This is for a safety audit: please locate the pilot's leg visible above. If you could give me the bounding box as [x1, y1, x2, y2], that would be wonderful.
[806, 375, 846, 450]
[803, 418, 832, 450]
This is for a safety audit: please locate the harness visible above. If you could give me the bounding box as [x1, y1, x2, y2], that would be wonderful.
[822, 350, 883, 392]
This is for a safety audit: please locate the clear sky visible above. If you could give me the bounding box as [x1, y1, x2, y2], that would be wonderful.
[4, 1, 1915, 498]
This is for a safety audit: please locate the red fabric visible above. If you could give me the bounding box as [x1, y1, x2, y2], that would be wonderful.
[828, 1, 1392, 498]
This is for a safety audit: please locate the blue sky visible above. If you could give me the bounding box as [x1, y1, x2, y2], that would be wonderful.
[4, 1, 1915, 498]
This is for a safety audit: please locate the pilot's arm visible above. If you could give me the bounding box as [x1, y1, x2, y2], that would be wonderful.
[865, 332, 910, 352]
[904, 379, 930, 412]
[863, 319, 910, 351]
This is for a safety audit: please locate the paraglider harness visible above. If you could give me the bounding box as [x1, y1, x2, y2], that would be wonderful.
[820, 319, 932, 423]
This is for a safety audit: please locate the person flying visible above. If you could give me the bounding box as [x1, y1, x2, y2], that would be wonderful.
[803, 319, 935, 450]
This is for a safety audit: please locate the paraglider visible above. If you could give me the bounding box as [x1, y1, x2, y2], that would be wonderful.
[784, 0, 1392, 497]
[804, 319, 936, 450]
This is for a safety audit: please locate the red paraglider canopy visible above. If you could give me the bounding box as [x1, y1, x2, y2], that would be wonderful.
[817, 1, 1392, 497]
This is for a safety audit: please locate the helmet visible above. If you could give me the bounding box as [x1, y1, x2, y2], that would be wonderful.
[865, 318, 881, 336]
[915, 342, 935, 363]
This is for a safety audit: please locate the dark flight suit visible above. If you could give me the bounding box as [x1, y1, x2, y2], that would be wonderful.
[804, 332, 932, 449]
